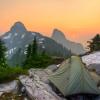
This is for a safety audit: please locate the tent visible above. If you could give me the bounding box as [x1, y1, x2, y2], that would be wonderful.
[49, 56, 100, 96]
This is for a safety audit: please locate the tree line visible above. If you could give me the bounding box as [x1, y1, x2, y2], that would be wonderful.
[0, 34, 100, 68]
[0, 34, 100, 82]
[23, 36, 54, 69]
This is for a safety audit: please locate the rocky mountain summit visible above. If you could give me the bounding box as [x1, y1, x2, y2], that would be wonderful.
[1, 22, 70, 66]
[52, 29, 86, 55]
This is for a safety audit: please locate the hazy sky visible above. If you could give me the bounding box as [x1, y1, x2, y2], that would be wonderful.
[0, 0, 100, 45]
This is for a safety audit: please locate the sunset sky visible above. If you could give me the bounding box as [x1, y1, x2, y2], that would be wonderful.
[0, 0, 100, 45]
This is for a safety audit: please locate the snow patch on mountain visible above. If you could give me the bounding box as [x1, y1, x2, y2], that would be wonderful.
[3, 33, 12, 39]
[25, 44, 28, 47]
[21, 34, 25, 39]
[14, 33, 18, 36]
[42, 45, 45, 49]
[32, 33, 36, 36]
[6, 47, 17, 55]
[39, 38, 45, 41]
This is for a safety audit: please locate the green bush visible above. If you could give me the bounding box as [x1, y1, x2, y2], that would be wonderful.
[0, 66, 28, 83]
[23, 54, 54, 69]
[0, 39, 28, 83]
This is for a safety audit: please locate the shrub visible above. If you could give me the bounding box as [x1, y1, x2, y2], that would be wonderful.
[23, 54, 54, 69]
[0, 66, 28, 83]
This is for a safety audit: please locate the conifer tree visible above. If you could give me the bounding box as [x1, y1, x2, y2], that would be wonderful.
[23, 37, 53, 69]
[87, 34, 100, 52]
[0, 39, 7, 67]
[41, 49, 46, 56]
[31, 36, 38, 57]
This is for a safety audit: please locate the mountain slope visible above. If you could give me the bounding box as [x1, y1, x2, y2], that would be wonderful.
[52, 29, 86, 55]
[1, 22, 70, 66]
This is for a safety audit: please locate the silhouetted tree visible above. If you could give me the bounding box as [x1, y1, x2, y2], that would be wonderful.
[87, 34, 100, 52]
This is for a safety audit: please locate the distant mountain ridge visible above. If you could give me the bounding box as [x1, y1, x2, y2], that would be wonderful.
[52, 29, 86, 55]
[1, 22, 70, 66]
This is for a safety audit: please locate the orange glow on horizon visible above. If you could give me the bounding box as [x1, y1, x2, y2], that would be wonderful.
[0, 0, 100, 45]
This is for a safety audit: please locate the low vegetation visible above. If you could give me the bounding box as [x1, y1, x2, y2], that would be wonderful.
[23, 54, 54, 69]
[0, 37, 54, 83]
[0, 39, 27, 83]
[0, 66, 27, 83]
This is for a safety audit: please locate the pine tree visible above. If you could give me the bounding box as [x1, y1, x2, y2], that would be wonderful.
[0, 39, 7, 67]
[31, 36, 38, 58]
[23, 36, 54, 69]
[87, 34, 100, 52]
[41, 49, 46, 56]
[25, 36, 38, 60]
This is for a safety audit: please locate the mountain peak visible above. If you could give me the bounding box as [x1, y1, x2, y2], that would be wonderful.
[10, 21, 27, 33]
[14, 21, 25, 26]
[51, 28, 86, 55]
[52, 28, 67, 40]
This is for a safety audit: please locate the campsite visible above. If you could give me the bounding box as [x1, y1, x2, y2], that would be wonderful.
[0, 0, 100, 99]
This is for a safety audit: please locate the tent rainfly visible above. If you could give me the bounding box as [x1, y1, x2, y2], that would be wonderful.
[49, 56, 100, 96]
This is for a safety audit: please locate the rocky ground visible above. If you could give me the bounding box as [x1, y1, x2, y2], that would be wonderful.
[0, 65, 66, 100]
[82, 52, 100, 75]
[0, 59, 100, 100]
[82, 52, 100, 66]
[19, 67, 66, 100]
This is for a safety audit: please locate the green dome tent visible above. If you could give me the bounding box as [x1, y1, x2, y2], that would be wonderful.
[49, 56, 100, 97]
